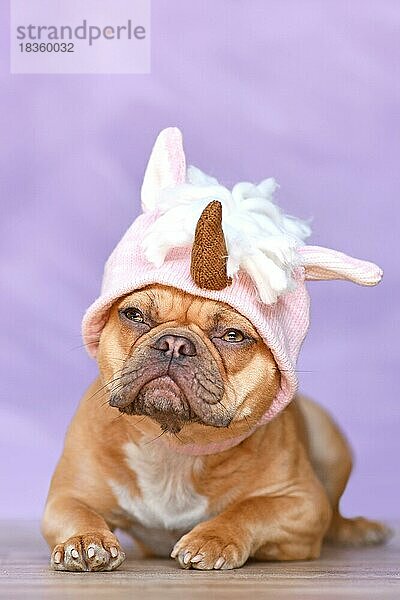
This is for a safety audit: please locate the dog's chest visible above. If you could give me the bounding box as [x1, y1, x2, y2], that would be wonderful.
[109, 442, 208, 553]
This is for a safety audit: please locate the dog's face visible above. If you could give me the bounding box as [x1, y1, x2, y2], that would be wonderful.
[97, 284, 280, 445]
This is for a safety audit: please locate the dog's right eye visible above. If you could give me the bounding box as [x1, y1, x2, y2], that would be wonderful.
[121, 308, 145, 323]
[222, 329, 245, 343]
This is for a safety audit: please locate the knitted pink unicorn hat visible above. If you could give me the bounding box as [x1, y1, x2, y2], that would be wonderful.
[82, 128, 382, 452]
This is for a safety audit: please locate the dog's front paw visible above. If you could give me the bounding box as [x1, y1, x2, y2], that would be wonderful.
[171, 524, 249, 570]
[51, 532, 125, 572]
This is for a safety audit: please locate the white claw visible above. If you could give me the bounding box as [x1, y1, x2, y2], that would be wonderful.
[190, 554, 203, 564]
[183, 552, 191, 565]
[87, 547, 95, 559]
[214, 557, 225, 569]
[170, 546, 179, 558]
[71, 549, 79, 559]
[110, 546, 118, 558]
[54, 551, 62, 564]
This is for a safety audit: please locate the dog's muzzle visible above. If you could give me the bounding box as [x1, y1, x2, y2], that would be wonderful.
[109, 329, 231, 432]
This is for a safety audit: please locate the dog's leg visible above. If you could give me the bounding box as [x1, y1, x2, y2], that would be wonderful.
[171, 480, 332, 570]
[42, 495, 125, 572]
[297, 395, 393, 547]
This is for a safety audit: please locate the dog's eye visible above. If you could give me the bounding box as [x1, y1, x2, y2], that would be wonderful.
[122, 308, 144, 323]
[222, 329, 245, 343]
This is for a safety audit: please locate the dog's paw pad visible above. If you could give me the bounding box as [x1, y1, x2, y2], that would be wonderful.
[50, 533, 125, 572]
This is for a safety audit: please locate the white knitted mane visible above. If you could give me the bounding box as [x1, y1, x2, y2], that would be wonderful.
[143, 166, 311, 304]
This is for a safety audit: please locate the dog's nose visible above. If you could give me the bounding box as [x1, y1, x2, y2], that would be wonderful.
[153, 334, 197, 358]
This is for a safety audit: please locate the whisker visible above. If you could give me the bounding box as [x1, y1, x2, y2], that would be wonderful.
[172, 430, 184, 443]
[87, 371, 126, 402]
[145, 429, 167, 445]
[243, 415, 253, 432]
[131, 415, 148, 427]
[100, 377, 135, 407]
[279, 369, 315, 373]
[68, 340, 101, 352]
[110, 413, 125, 425]
[99, 384, 125, 408]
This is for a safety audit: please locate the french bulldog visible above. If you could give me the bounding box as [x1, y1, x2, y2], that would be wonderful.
[41, 283, 391, 572]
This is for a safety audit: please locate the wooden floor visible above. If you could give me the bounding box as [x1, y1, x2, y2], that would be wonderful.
[0, 521, 399, 599]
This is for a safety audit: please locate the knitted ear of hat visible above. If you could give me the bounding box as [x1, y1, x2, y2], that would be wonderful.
[82, 127, 383, 455]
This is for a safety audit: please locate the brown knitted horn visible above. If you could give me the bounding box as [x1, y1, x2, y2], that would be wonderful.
[190, 201, 232, 290]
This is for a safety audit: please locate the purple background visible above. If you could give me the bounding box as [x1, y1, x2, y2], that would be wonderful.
[1, 1, 399, 519]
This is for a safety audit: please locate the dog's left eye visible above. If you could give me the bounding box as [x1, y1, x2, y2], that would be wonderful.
[121, 308, 144, 323]
[222, 329, 245, 343]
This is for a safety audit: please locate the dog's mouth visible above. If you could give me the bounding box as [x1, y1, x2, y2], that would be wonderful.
[108, 335, 232, 432]
[110, 375, 198, 433]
